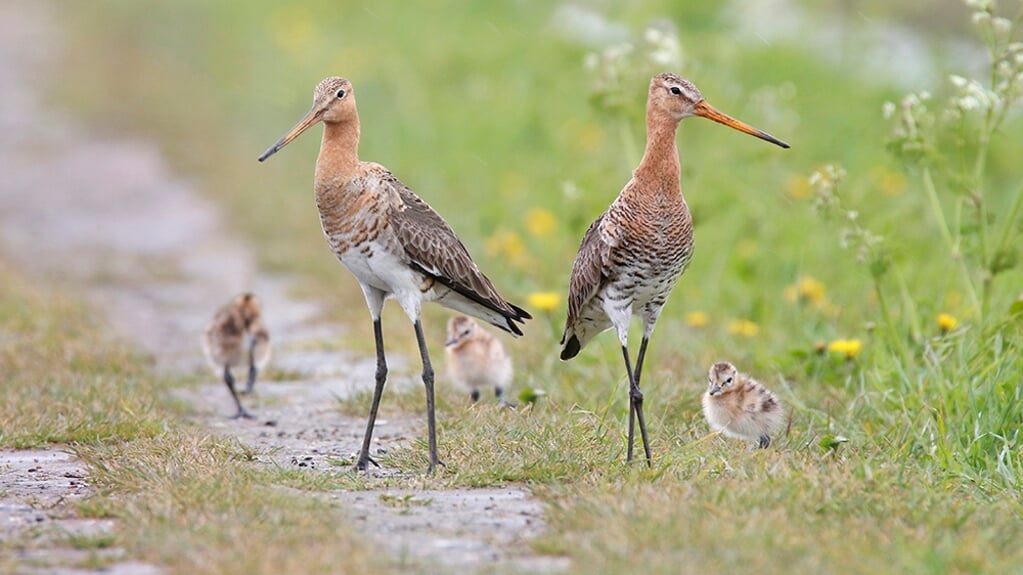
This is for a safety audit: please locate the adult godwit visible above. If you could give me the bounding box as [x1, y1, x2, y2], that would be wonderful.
[202, 293, 271, 419]
[258, 77, 530, 473]
[445, 315, 513, 403]
[560, 73, 789, 465]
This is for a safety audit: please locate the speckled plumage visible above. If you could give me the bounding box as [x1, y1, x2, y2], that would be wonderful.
[702, 361, 784, 448]
[259, 77, 530, 473]
[202, 293, 270, 419]
[560, 73, 789, 465]
[445, 316, 513, 401]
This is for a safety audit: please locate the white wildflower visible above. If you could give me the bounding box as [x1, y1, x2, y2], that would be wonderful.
[561, 180, 582, 202]
[644, 27, 664, 45]
[882, 101, 896, 118]
[992, 17, 1012, 36]
[959, 95, 981, 110]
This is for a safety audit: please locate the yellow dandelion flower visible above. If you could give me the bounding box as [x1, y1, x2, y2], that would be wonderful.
[737, 239, 758, 259]
[937, 313, 958, 332]
[686, 311, 710, 328]
[786, 276, 827, 306]
[484, 230, 528, 267]
[827, 339, 863, 359]
[727, 319, 759, 337]
[870, 167, 906, 197]
[524, 208, 557, 238]
[575, 122, 605, 153]
[527, 292, 560, 313]
[785, 175, 812, 200]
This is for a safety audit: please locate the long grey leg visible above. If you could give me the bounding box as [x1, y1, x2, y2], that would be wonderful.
[631, 336, 653, 466]
[356, 319, 387, 471]
[414, 320, 443, 474]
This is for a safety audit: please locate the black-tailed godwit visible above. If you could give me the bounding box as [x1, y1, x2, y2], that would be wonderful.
[259, 77, 530, 473]
[560, 73, 789, 465]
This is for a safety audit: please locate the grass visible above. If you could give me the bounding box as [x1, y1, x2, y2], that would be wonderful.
[0, 259, 389, 575]
[32, 0, 1023, 573]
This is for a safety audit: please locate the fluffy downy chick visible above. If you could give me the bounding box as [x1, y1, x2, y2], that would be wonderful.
[702, 361, 784, 448]
[202, 293, 271, 419]
[445, 316, 512, 402]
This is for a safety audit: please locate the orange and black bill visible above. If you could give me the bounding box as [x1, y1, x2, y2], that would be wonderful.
[694, 100, 790, 149]
[258, 106, 323, 162]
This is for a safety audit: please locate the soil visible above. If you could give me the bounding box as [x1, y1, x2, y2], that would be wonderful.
[0, 2, 567, 573]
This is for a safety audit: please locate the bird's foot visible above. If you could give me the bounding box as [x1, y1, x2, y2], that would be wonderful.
[355, 454, 381, 471]
[426, 458, 446, 475]
[758, 435, 771, 449]
[230, 410, 256, 420]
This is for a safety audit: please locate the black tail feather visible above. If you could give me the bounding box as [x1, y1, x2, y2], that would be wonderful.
[560, 334, 581, 361]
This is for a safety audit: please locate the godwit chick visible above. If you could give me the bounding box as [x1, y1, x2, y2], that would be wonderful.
[445, 315, 513, 402]
[258, 77, 530, 473]
[703, 361, 784, 448]
[560, 74, 788, 465]
[201, 292, 271, 419]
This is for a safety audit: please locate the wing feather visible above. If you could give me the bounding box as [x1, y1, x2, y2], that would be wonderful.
[564, 212, 613, 331]
[380, 171, 531, 334]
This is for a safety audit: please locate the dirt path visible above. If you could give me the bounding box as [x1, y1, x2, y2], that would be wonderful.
[0, 2, 565, 573]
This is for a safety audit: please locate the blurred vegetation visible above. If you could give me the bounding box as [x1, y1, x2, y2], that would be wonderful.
[39, 0, 1023, 572]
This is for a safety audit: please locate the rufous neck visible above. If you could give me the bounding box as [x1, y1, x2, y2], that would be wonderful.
[633, 109, 681, 188]
[316, 117, 360, 179]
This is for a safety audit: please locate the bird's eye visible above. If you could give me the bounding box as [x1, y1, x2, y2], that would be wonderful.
[724, 377, 733, 385]
[336, 89, 346, 99]
[461, 329, 471, 337]
[670, 86, 682, 95]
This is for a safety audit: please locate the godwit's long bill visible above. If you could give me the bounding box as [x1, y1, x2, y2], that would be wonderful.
[259, 77, 530, 473]
[560, 73, 788, 466]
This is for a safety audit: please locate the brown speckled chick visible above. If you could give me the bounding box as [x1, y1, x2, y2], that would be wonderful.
[202, 293, 271, 419]
[445, 316, 512, 402]
[702, 361, 784, 448]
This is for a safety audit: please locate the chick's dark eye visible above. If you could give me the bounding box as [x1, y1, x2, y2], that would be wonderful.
[670, 86, 682, 95]
[336, 89, 346, 99]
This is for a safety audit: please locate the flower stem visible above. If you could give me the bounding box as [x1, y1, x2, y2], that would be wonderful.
[875, 278, 911, 367]
[921, 166, 981, 314]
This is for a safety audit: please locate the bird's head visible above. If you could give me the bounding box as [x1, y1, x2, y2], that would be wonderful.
[707, 361, 738, 396]
[234, 292, 263, 328]
[445, 316, 478, 348]
[649, 73, 790, 149]
[258, 76, 356, 162]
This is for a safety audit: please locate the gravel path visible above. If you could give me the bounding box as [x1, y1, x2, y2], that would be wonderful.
[0, 2, 565, 573]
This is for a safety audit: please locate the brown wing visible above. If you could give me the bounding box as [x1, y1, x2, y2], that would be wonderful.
[564, 212, 612, 331]
[381, 171, 531, 334]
